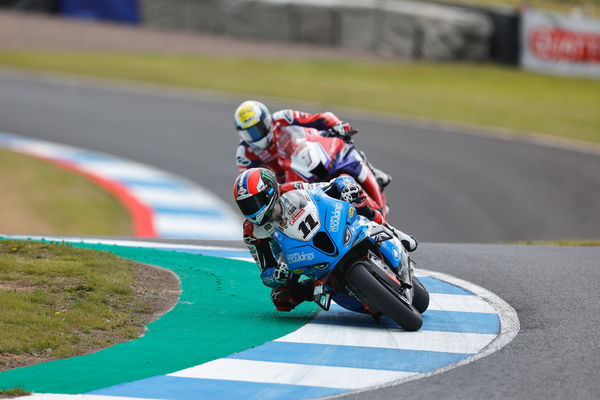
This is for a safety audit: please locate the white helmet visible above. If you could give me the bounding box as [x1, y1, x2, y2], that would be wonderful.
[234, 100, 273, 149]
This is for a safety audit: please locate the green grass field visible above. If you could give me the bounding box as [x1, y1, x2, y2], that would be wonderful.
[0, 148, 133, 236]
[0, 51, 598, 144]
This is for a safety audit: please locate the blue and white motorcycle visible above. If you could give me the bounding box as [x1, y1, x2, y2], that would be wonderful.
[272, 185, 429, 331]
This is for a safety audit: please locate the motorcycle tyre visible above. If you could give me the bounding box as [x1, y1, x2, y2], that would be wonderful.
[412, 277, 430, 314]
[347, 262, 423, 331]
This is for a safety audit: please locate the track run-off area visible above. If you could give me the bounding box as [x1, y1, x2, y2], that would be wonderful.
[0, 70, 599, 399]
[0, 237, 517, 400]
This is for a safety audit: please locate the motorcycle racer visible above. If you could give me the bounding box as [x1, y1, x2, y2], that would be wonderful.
[233, 167, 417, 312]
[234, 100, 391, 189]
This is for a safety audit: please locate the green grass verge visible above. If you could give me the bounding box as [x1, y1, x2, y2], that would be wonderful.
[0, 148, 133, 236]
[0, 240, 148, 367]
[432, 0, 600, 14]
[0, 242, 317, 393]
[0, 51, 598, 144]
[0, 387, 31, 397]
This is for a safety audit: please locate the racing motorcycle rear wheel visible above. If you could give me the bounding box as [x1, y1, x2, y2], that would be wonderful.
[347, 262, 423, 331]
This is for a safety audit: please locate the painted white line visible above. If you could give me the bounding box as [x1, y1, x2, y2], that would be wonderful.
[427, 292, 496, 313]
[169, 358, 415, 389]
[75, 161, 172, 181]
[128, 187, 225, 208]
[276, 325, 496, 354]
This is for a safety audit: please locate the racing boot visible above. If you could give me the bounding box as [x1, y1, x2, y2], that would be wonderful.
[271, 279, 315, 312]
[373, 167, 392, 190]
[386, 224, 418, 252]
[359, 150, 392, 190]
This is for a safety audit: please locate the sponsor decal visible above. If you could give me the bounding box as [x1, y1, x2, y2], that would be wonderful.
[393, 248, 400, 260]
[286, 251, 315, 264]
[329, 202, 343, 232]
[349, 207, 355, 218]
[293, 269, 305, 274]
[236, 186, 250, 199]
[529, 26, 600, 63]
[290, 208, 305, 225]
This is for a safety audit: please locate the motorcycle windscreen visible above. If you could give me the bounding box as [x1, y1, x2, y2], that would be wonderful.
[291, 141, 331, 180]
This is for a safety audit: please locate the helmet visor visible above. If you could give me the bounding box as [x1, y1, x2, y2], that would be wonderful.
[238, 121, 270, 144]
[236, 188, 275, 223]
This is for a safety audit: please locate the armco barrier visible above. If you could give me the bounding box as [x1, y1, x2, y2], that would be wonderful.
[139, 0, 493, 61]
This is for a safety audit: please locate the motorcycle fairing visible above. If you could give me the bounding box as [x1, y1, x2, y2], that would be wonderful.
[273, 187, 356, 279]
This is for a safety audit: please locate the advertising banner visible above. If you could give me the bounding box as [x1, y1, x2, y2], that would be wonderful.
[521, 8, 600, 78]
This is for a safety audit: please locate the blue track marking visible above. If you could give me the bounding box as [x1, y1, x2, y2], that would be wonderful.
[311, 309, 499, 334]
[417, 276, 474, 295]
[90, 376, 346, 400]
[422, 310, 499, 334]
[228, 341, 470, 373]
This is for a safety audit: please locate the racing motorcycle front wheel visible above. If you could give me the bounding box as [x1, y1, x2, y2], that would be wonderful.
[412, 277, 430, 314]
[346, 262, 423, 331]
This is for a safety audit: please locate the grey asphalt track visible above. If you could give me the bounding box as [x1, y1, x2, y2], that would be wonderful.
[1, 70, 599, 243]
[0, 70, 599, 399]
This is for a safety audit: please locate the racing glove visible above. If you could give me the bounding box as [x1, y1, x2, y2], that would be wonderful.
[340, 182, 367, 208]
[272, 262, 291, 283]
[330, 122, 356, 142]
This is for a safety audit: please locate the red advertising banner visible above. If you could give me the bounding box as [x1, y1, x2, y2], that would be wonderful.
[521, 9, 600, 78]
[529, 27, 600, 63]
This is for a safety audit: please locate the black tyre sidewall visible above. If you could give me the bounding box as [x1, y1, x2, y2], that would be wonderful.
[412, 277, 430, 314]
[347, 262, 423, 331]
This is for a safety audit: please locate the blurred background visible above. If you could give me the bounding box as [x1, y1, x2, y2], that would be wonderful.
[0, 0, 598, 243]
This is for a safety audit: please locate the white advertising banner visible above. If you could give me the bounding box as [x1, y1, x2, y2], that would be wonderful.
[521, 8, 600, 79]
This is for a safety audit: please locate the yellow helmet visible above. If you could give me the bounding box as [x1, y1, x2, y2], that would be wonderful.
[234, 100, 273, 149]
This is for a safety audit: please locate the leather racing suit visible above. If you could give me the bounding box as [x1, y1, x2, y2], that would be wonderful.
[235, 109, 379, 184]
